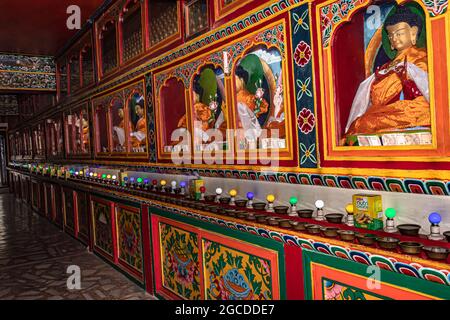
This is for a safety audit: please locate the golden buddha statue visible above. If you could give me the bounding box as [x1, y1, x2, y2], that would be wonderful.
[344, 6, 430, 140]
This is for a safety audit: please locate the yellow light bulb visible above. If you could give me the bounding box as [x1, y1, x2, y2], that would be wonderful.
[160, 180, 167, 186]
[229, 189, 237, 197]
[345, 204, 354, 214]
[266, 194, 275, 203]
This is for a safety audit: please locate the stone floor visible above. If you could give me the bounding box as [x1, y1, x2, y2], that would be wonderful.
[0, 193, 155, 300]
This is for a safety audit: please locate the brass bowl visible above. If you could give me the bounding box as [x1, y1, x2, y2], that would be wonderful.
[225, 209, 237, 217]
[321, 227, 339, 238]
[337, 230, 355, 242]
[267, 217, 281, 226]
[236, 211, 249, 219]
[443, 231, 450, 242]
[194, 203, 206, 210]
[274, 206, 289, 214]
[397, 224, 421, 236]
[252, 202, 267, 211]
[376, 237, 399, 250]
[235, 199, 248, 208]
[355, 233, 377, 246]
[256, 215, 268, 223]
[305, 224, 321, 234]
[325, 213, 344, 224]
[399, 241, 423, 255]
[423, 246, 449, 260]
[184, 201, 194, 208]
[219, 197, 231, 204]
[297, 209, 313, 218]
[209, 206, 219, 213]
[279, 219, 292, 228]
[245, 214, 256, 221]
[290, 221, 307, 231]
[204, 195, 215, 202]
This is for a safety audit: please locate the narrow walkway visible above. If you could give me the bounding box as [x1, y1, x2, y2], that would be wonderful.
[0, 193, 154, 300]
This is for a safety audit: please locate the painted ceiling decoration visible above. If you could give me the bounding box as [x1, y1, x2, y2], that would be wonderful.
[0, 53, 56, 91]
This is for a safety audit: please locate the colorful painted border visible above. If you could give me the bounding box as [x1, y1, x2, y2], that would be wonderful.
[10, 169, 450, 290]
[148, 200, 450, 288]
[0, 53, 56, 90]
[10, 162, 450, 196]
[303, 249, 450, 299]
[290, 3, 318, 168]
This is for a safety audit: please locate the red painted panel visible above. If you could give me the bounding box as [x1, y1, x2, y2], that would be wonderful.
[141, 205, 154, 294]
[159, 78, 186, 146]
[284, 244, 304, 300]
[332, 10, 366, 140]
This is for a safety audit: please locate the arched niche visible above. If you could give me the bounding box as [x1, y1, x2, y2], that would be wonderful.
[331, 1, 431, 146]
[191, 64, 227, 151]
[120, 0, 143, 62]
[109, 96, 126, 153]
[80, 108, 90, 154]
[159, 77, 187, 153]
[69, 55, 80, 93]
[126, 90, 146, 153]
[233, 44, 286, 151]
[100, 20, 118, 75]
[94, 103, 110, 154]
[81, 44, 94, 87]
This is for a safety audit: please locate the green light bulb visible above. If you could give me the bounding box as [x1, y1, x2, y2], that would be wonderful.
[289, 197, 298, 205]
[385, 208, 396, 219]
[137, 177, 143, 183]
[102, 174, 107, 179]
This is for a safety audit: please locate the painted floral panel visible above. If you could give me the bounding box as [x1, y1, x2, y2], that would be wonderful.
[203, 239, 273, 300]
[92, 201, 113, 256]
[160, 223, 200, 300]
[117, 207, 143, 272]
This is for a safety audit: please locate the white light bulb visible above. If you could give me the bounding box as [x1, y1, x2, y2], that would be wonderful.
[216, 188, 223, 195]
[112, 175, 117, 180]
[171, 181, 177, 187]
[315, 200, 324, 209]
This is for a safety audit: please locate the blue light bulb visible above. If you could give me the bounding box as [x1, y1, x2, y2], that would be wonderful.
[130, 177, 135, 182]
[247, 192, 254, 200]
[180, 181, 186, 188]
[144, 179, 149, 184]
[429, 212, 441, 225]
[123, 177, 129, 182]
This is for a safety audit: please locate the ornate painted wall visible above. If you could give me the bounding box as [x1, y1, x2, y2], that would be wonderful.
[0, 54, 56, 90]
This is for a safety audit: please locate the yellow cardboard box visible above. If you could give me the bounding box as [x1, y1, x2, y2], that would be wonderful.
[352, 194, 383, 230]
